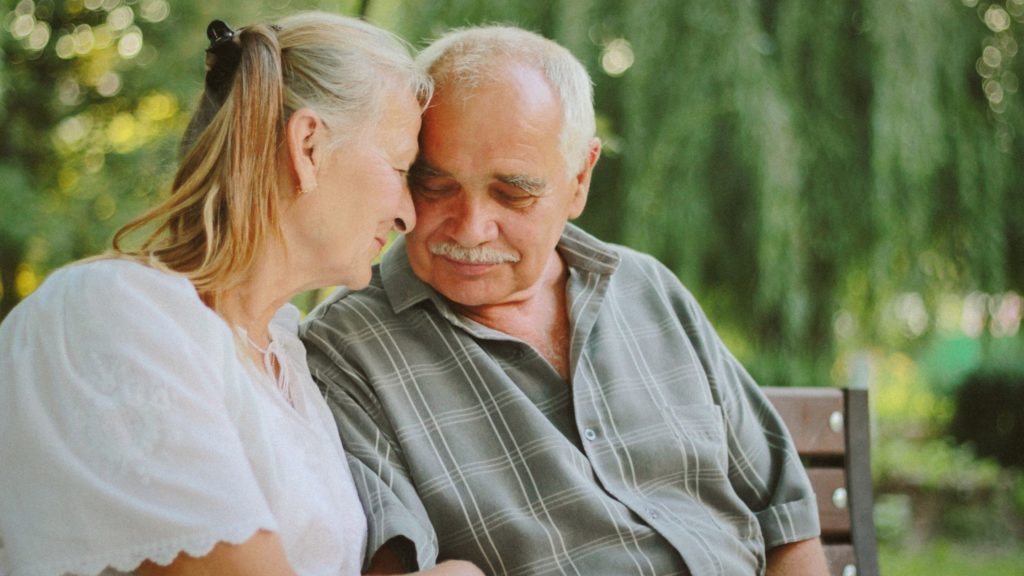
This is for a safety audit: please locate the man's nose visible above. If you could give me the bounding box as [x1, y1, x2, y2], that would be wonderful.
[446, 193, 497, 246]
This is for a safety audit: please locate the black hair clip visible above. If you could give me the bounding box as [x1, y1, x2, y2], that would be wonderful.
[207, 19, 235, 46]
[204, 19, 241, 105]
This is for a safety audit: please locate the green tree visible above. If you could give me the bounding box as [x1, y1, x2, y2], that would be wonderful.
[0, 0, 364, 317]
[391, 0, 1024, 387]
[2, 0, 1022, 389]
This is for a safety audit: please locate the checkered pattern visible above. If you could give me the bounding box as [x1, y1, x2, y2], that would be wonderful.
[301, 225, 819, 576]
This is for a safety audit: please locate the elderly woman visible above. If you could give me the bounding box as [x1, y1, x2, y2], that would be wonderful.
[0, 12, 479, 576]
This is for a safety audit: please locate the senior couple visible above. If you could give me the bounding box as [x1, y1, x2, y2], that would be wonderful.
[0, 10, 825, 576]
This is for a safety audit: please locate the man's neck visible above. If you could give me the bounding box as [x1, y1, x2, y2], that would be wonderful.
[452, 252, 573, 381]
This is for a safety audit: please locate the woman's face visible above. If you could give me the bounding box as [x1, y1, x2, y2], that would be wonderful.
[286, 89, 422, 290]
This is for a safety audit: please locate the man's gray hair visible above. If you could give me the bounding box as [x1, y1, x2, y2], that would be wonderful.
[417, 26, 596, 173]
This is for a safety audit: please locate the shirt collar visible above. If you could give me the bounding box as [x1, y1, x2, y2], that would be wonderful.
[380, 223, 621, 315]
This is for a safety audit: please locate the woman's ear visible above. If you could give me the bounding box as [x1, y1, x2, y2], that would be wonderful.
[285, 108, 323, 195]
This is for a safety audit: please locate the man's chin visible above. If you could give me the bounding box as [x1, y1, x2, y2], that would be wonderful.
[434, 282, 506, 309]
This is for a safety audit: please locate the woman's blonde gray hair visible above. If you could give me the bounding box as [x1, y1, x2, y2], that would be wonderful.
[112, 11, 431, 309]
[417, 26, 595, 173]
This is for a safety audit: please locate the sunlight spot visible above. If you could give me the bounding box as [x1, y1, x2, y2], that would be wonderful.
[26, 20, 50, 51]
[97, 71, 121, 97]
[92, 24, 114, 49]
[984, 79, 1005, 103]
[983, 45, 1002, 67]
[107, 5, 133, 30]
[985, 5, 1011, 33]
[55, 33, 75, 59]
[12, 14, 35, 38]
[107, 113, 137, 148]
[989, 291, 1022, 337]
[14, 0, 35, 17]
[15, 265, 40, 299]
[57, 116, 88, 146]
[58, 77, 82, 105]
[118, 27, 143, 58]
[976, 57, 995, 79]
[139, 0, 169, 23]
[601, 38, 634, 77]
[138, 92, 178, 121]
[73, 24, 95, 55]
[961, 292, 988, 337]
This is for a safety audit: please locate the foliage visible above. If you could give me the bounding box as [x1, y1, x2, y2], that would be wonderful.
[2, 0, 1022, 565]
[391, 0, 1024, 388]
[879, 539, 1024, 576]
[875, 436, 1004, 493]
[950, 365, 1024, 468]
[2, 0, 1024, 388]
[0, 0, 362, 317]
[869, 340, 1024, 552]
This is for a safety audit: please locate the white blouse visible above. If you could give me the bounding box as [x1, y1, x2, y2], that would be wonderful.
[0, 260, 366, 576]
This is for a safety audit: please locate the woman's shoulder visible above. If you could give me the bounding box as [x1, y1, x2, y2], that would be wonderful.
[2, 257, 230, 356]
[41, 258, 204, 315]
[56, 257, 195, 297]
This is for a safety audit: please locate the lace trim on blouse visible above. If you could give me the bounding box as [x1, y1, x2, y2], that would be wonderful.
[13, 520, 274, 576]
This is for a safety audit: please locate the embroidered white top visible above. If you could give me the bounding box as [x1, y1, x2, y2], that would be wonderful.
[0, 259, 366, 576]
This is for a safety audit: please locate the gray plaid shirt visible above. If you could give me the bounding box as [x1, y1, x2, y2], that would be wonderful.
[301, 224, 819, 576]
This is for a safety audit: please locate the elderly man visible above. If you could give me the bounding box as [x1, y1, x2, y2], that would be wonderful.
[302, 25, 827, 576]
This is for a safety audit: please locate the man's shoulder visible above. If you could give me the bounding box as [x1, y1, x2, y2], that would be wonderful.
[584, 235, 701, 310]
[303, 278, 395, 333]
[561, 224, 667, 277]
[594, 239, 678, 284]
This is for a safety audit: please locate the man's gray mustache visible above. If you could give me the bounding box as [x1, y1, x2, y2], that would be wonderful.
[429, 243, 520, 264]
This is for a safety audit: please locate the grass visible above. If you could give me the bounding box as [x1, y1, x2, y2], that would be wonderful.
[879, 540, 1024, 575]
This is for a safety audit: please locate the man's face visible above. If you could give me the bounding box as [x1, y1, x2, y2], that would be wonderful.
[406, 63, 590, 308]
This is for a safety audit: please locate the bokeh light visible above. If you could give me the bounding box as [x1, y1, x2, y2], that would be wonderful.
[600, 38, 634, 77]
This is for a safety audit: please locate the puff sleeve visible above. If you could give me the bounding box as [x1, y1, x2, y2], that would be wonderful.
[0, 260, 277, 576]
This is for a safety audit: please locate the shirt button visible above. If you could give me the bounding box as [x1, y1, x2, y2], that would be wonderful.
[647, 508, 660, 519]
[583, 428, 598, 441]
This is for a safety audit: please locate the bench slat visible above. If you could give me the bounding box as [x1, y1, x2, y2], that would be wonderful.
[808, 468, 851, 537]
[823, 543, 855, 576]
[764, 387, 845, 457]
[763, 387, 880, 576]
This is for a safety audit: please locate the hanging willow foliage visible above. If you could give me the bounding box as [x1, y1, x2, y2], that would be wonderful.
[389, 0, 1023, 387]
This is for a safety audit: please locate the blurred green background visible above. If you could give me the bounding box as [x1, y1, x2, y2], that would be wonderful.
[2, 0, 1023, 573]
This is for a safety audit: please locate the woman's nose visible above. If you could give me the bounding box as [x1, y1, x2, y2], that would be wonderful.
[394, 180, 417, 233]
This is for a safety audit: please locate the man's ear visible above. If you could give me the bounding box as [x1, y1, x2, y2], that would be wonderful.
[285, 108, 323, 195]
[568, 137, 602, 219]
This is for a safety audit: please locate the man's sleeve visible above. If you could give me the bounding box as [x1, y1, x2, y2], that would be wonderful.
[664, 266, 821, 549]
[303, 333, 440, 571]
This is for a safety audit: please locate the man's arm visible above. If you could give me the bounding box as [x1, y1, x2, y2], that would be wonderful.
[365, 537, 483, 576]
[765, 537, 829, 576]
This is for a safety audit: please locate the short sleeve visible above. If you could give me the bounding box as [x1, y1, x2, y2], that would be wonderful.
[0, 260, 277, 576]
[302, 326, 439, 572]
[660, 262, 820, 548]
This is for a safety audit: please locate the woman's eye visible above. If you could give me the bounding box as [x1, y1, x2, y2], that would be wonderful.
[412, 177, 456, 197]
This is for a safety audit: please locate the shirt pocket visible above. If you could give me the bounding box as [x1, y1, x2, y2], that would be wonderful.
[663, 403, 729, 476]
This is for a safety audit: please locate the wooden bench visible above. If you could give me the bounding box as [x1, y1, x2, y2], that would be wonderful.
[763, 387, 880, 576]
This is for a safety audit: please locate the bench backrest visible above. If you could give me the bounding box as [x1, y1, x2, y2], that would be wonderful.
[763, 387, 880, 576]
